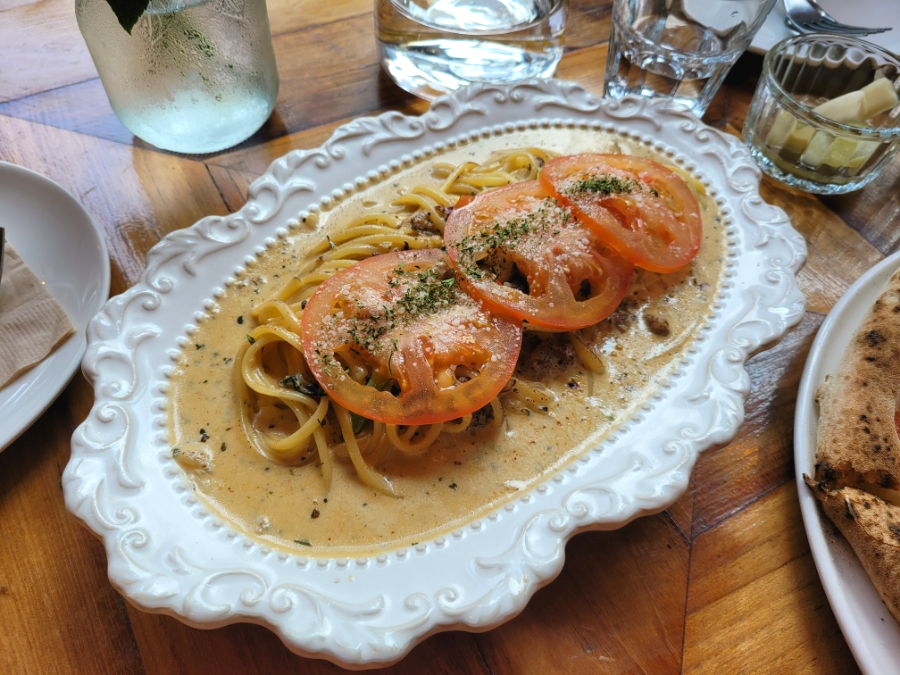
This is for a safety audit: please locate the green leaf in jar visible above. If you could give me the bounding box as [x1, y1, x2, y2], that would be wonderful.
[104, 0, 151, 34]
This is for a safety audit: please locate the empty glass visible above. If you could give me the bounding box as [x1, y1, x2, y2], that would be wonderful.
[604, 0, 777, 117]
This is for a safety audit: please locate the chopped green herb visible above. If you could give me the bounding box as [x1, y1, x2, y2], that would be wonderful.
[388, 338, 399, 376]
[280, 373, 323, 397]
[246, 334, 256, 344]
[350, 412, 367, 435]
[327, 264, 461, 362]
[452, 197, 574, 280]
[568, 174, 641, 197]
[294, 538, 312, 546]
[183, 28, 214, 58]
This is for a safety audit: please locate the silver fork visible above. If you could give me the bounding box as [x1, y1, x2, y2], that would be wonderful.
[784, 0, 892, 36]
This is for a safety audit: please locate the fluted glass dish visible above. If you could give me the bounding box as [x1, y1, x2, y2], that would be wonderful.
[744, 34, 900, 194]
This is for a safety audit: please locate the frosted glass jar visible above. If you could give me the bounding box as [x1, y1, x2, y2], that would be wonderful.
[76, 0, 279, 154]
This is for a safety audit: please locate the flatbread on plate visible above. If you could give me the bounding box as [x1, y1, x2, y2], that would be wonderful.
[814, 269, 900, 490]
[808, 268, 900, 624]
[805, 480, 900, 623]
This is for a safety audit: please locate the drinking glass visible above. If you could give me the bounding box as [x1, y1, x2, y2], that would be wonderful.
[77, 0, 279, 154]
[376, 0, 568, 101]
[604, 0, 776, 117]
[743, 34, 900, 194]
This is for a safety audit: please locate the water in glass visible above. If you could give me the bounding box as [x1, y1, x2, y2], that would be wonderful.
[77, 0, 279, 154]
[604, 0, 776, 117]
[376, 0, 567, 101]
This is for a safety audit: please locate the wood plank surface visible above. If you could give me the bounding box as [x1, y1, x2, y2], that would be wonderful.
[1, 0, 898, 672]
[0, 0, 97, 104]
[684, 483, 858, 674]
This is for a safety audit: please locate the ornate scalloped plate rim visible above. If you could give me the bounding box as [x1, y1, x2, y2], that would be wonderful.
[65, 82, 806, 668]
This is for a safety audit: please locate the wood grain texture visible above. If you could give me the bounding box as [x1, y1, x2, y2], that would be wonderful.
[0, 0, 97, 104]
[690, 312, 822, 536]
[684, 483, 860, 675]
[2, 0, 899, 671]
[0, 0, 612, 149]
[0, 115, 227, 290]
[0, 391, 143, 675]
[476, 516, 689, 675]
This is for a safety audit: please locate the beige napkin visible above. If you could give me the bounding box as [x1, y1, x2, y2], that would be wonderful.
[0, 241, 75, 388]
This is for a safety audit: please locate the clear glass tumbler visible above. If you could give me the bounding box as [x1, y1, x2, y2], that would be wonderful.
[604, 0, 776, 117]
[743, 34, 900, 194]
[376, 0, 567, 101]
[77, 0, 279, 154]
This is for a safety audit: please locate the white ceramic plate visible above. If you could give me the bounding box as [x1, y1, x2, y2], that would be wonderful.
[0, 162, 110, 452]
[64, 82, 806, 668]
[795, 251, 900, 675]
[750, 0, 900, 56]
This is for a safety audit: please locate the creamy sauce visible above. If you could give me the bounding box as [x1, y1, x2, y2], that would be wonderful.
[169, 130, 727, 556]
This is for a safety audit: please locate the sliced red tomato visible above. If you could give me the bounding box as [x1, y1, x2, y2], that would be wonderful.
[540, 154, 703, 274]
[443, 180, 634, 331]
[454, 194, 476, 209]
[301, 248, 522, 426]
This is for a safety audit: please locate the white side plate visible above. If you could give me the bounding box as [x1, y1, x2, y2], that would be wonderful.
[0, 162, 110, 451]
[795, 251, 900, 675]
[65, 82, 806, 668]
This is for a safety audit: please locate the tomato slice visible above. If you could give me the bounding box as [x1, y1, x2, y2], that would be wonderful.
[540, 154, 703, 274]
[443, 180, 634, 330]
[301, 249, 522, 426]
[454, 194, 476, 209]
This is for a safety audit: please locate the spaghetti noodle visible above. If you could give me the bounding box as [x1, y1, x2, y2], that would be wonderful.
[235, 148, 608, 496]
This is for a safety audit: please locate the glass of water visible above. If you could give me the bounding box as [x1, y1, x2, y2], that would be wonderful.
[376, 0, 567, 101]
[604, 0, 776, 117]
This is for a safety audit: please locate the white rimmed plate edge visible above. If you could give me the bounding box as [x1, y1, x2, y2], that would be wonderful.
[795, 250, 900, 675]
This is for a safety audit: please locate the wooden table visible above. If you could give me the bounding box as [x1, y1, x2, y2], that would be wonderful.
[1, 0, 896, 672]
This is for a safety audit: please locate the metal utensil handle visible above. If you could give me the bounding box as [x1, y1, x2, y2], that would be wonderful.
[0, 227, 5, 288]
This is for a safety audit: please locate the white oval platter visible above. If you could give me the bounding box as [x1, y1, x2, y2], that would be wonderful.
[64, 81, 806, 668]
[0, 162, 111, 452]
[795, 251, 900, 675]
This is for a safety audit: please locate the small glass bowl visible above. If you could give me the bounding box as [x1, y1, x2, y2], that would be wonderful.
[743, 34, 900, 194]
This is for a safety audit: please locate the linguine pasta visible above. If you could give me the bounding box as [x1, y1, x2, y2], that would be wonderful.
[235, 149, 565, 496]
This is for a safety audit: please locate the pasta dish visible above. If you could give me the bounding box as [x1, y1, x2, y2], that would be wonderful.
[168, 130, 726, 555]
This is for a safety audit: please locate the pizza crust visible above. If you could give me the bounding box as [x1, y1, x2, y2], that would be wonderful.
[815, 269, 900, 490]
[809, 268, 900, 624]
[805, 479, 900, 624]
